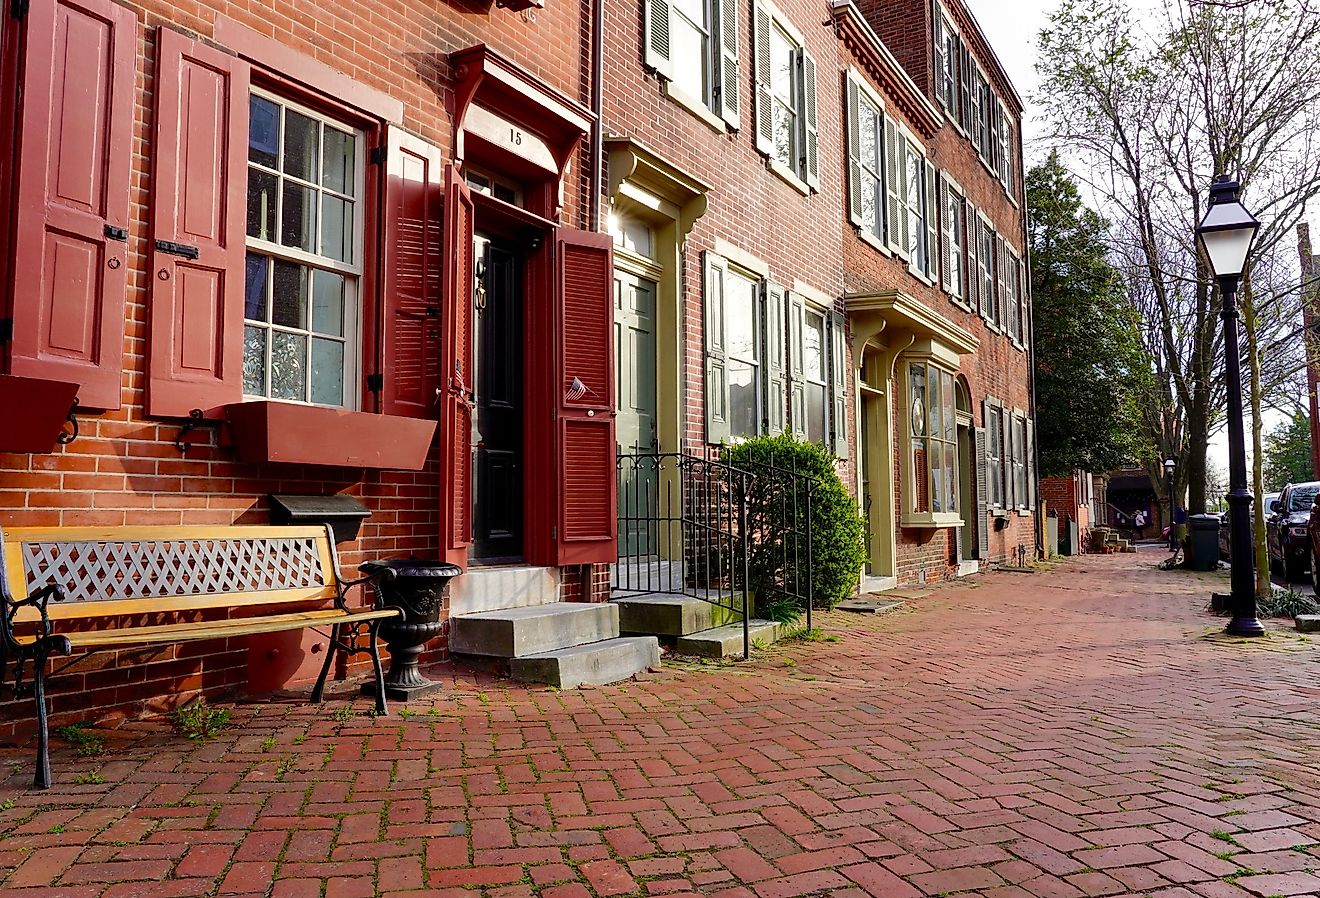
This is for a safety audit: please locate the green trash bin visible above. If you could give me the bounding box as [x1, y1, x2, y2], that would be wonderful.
[1188, 514, 1221, 571]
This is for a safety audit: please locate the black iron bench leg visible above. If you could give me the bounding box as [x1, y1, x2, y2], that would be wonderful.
[367, 620, 387, 717]
[32, 649, 51, 790]
[310, 623, 341, 705]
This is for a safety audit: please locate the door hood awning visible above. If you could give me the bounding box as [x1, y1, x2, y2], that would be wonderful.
[844, 289, 979, 366]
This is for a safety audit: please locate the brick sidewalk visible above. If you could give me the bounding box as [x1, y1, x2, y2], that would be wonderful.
[2, 550, 1318, 898]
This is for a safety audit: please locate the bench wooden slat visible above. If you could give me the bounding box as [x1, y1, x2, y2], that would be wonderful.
[13, 586, 340, 623]
[16, 607, 400, 648]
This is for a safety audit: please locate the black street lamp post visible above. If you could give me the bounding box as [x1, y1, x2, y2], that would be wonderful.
[1196, 175, 1264, 637]
[1164, 457, 1176, 551]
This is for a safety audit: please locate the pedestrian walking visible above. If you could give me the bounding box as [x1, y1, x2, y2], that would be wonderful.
[1133, 509, 1147, 539]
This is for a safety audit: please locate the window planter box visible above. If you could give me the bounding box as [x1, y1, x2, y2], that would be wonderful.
[226, 401, 436, 470]
[0, 374, 79, 453]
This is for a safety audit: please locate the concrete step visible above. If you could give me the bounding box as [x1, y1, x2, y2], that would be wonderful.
[613, 593, 745, 637]
[510, 637, 661, 688]
[449, 565, 561, 616]
[450, 602, 619, 658]
[676, 619, 784, 658]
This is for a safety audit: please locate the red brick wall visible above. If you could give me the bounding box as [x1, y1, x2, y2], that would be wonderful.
[0, 0, 594, 737]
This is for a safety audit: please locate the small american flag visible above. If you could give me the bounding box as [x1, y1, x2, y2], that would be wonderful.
[564, 376, 590, 402]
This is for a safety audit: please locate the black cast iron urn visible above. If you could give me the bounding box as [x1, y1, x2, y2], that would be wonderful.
[359, 559, 462, 701]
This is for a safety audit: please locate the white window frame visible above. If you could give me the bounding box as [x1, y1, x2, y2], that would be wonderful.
[243, 88, 365, 411]
[943, 176, 965, 304]
[725, 265, 765, 440]
[855, 83, 886, 248]
[800, 301, 829, 445]
[901, 359, 962, 527]
[979, 213, 996, 329]
[768, 22, 800, 179]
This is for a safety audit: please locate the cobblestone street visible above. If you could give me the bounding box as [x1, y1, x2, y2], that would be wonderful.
[2, 550, 1318, 898]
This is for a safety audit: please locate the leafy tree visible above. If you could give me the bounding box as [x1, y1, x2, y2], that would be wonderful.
[1262, 413, 1315, 491]
[1028, 153, 1145, 478]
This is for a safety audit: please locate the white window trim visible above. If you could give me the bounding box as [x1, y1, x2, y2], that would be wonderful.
[851, 71, 889, 251]
[1012, 408, 1029, 513]
[725, 262, 767, 441]
[243, 87, 365, 411]
[758, 1, 813, 191]
[979, 211, 1000, 333]
[664, 79, 729, 134]
[943, 175, 971, 310]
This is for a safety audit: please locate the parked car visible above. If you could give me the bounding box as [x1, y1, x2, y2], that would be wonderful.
[1220, 493, 1277, 561]
[1267, 482, 1320, 581]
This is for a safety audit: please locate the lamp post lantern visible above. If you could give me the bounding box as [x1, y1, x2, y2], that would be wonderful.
[1196, 174, 1264, 637]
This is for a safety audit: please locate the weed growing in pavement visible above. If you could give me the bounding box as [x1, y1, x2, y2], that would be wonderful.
[1211, 830, 1240, 846]
[275, 757, 296, 781]
[169, 698, 231, 742]
[260, 735, 276, 752]
[55, 723, 105, 757]
[782, 626, 841, 643]
[293, 734, 308, 744]
[73, 771, 104, 786]
[48, 824, 64, 834]
[0, 798, 13, 811]
[330, 705, 354, 723]
[398, 708, 415, 720]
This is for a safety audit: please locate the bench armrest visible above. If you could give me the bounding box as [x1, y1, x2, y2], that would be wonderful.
[335, 565, 397, 610]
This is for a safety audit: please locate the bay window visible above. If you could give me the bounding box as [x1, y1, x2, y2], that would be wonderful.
[243, 92, 363, 408]
[904, 361, 959, 525]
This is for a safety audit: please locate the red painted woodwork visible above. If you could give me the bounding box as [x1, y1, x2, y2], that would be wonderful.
[225, 401, 436, 469]
[381, 128, 444, 420]
[0, 374, 79, 453]
[147, 27, 250, 420]
[8, 0, 136, 411]
[441, 165, 475, 566]
[553, 228, 617, 564]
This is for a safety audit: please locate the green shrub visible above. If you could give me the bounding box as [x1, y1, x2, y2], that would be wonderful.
[722, 434, 867, 621]
[1257, 589, 1320, 619]
[169, 697, 231, 742]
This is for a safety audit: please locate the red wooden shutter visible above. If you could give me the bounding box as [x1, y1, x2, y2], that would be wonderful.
[440, 165, 474, 565]
[147, 27, 249, 419]
[381, 128, 443, 419]
[553, 228, 617, 565]
[8, 0, 136, 410]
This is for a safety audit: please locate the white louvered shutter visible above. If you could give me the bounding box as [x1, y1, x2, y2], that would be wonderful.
[753, 4, 773, 155]
[764, 282, 787, 433]
[643, 0, 676, 81]
[715, 0, 740, 128]
[924, 160, 938, 283]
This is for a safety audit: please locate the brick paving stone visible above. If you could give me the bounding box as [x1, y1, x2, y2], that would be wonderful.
[2, 554, 1318, 898]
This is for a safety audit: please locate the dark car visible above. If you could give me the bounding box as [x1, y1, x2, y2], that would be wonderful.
[1221, 493, 1277, 561]
[1268, 482, 1320, 581]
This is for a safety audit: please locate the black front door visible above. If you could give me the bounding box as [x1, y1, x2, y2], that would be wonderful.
[472, 235, 523, 562]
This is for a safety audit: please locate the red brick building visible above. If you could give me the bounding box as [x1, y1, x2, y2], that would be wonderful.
[0, 0, 1034, 732]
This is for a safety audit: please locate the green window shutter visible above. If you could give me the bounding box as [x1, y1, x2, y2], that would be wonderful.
[788, 291, 806, 438]
[763, 282, 787, 433]
[643, 0, 675, 81]
[829, 310, 849, 458]
[704, 252, 731, 443]
[846, 75, 863, 226]
[715, 0, 740, 128]
[753, 3, 773, 155]
[884, 117, 903, 255]
[975, 424, 990, 558]
[924, 159, 938, 283]
[801, 49, 819, 189]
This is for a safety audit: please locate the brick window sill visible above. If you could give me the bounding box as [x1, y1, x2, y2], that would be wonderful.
[0, 373, 79, 453]
[225, 401, 437, 470]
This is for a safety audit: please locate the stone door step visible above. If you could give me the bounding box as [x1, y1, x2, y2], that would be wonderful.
[450, 602, 619, 658]
[676, 619, 783, 658]
[613, 593, 744, 637]
[511, 637, 661, 688]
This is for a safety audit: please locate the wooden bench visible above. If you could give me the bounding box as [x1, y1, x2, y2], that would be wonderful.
[0, 524, 403, 789]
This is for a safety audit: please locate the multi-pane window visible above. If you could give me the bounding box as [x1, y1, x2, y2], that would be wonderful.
[803, 309, 828, 444]
[908, 363, 957, 516]
[999, 110, 1014, 191]
[986, 404, 1004, 508]
[857, 93, 884, 241]
[937, 15, 957, 113]
[1013, 414, 1029, 509]
[907, 144, 925, 269]
[944, 183, 963, 300]
[671, 0, 712, 106]
[980, 219, 996, 324]
[244, 92, 362, 407]
[726, 271, 762, 438]
[769, 25, 798, 174]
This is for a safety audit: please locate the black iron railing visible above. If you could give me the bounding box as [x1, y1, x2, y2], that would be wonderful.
[614, 451, 751, 658]
[613, 447, 824, 656]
